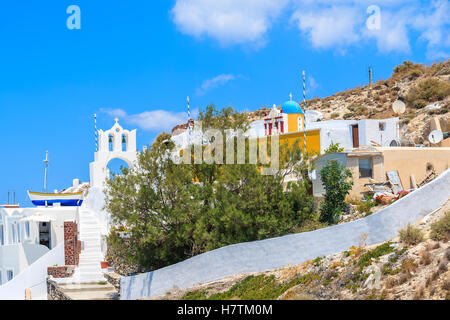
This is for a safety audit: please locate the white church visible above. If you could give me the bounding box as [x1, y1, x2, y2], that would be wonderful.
[0, 119, 139, 300]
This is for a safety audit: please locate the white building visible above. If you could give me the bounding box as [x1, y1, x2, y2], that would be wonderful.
[171, 110, 400, 154]
[90, 118, 137, 188]
[0, 205, 77, 286]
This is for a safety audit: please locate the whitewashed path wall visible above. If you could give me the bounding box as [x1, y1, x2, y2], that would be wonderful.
[121, 169, 450, 300]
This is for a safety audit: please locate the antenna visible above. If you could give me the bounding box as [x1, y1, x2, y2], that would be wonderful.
[369, 66, 373, 86]
[94, 113, 98, 152]
[13, 191, 16, 204]
[43, 151, 49, 193]
[302, 70, 307, 155]
[8, 190, 10, 204]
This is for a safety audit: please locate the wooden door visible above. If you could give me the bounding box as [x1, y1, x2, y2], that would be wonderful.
[352, 125, 359, 148]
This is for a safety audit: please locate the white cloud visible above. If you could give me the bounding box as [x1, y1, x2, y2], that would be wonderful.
[100, 108, 191, 133]
[171, 0, 290, 47]
[291, 6, 362, 50]
[171, 0, 449, 58]
[196, 74, 236, 96]
[290, 0, 449, 57]
[308, 75, 319, 94]
[362, 8, 412, 54]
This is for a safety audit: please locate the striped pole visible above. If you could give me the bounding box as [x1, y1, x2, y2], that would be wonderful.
[187, 96, 191, 144]
[302, 71, 307, 155]
[94, 114, 98, 152]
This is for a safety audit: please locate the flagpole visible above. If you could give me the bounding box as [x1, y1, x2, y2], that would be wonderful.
[43, 151, 49, 193]
[302, 71, 307, 155]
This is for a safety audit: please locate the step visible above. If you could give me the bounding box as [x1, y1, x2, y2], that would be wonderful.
[58, 283, 116, 293]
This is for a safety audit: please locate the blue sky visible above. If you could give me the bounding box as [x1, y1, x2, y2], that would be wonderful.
[0, 0, 449, 206]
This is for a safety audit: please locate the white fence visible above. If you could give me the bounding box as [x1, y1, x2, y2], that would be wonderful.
[121, 169, 450, 300]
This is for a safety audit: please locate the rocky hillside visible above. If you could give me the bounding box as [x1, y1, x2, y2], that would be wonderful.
[149, 199, 450, 300]
[249, 60, 450, 146]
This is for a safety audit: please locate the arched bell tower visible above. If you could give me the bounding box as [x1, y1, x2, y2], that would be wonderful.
[89, 118, 137, 188]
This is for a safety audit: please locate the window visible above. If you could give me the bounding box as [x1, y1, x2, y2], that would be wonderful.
[359, 158, 373, 178]
[7, 270, 13, 281]
[122, 134, 127, 151]
[379, 122, 386, 131]
[108, 134, 114, 151]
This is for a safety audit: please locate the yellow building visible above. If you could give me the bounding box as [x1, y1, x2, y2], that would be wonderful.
[263, 95, 321, 154]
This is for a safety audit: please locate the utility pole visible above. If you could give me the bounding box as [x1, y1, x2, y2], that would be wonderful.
[369, 66, 373, 86]
[43, 151, 49, 193]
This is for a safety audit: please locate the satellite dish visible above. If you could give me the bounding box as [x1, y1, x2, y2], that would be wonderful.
[428, 130, 443, 144]
[392, 100, 406, 115]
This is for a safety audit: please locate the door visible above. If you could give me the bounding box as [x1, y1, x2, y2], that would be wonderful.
[39, 221, 51, 248]
[352, 125, 359, 148]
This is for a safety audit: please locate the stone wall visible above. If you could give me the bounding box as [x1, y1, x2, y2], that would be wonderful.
[47, 279, 71, 300]
[104, 272, 122, 292]
[47, 265, 75, 278]
[64, 221, 79, 266]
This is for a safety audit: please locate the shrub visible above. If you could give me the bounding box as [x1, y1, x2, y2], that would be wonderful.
[419, 250, 432, 265]
[428, 108, 449, 115]
[319, 161, 354, 224]
[357, 242, 395, 269]
[406, 79, 450, 109]
[393, 61, 424, 75]
[192, 274, 316, 300]
[343, 112, 354, 119]
[358, 198, 375, 215]
[401, 258, 418, 277]
[430, 211, 450, 242]
[323, 142, 344, 154]
[398, 224, 424, 245]
[330, 112, 339, 119]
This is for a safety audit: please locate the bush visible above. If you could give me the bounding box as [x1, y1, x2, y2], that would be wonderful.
[319, 161, 354, 224]
[358, 198, 375, 216]
[343, 112, 354, 119]
[393, 61, 424, 75]
[183, 274, 315, 300]
[398, 224, 424, 245]
[430, 211, 450, 242]
[406, 79, 450, 109]
[357, 242, 395, 269]
[323, 142, 344, 154]
[330, 112, 339, 119]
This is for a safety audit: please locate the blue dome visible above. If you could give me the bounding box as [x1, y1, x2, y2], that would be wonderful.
[282, 100, 304, 114]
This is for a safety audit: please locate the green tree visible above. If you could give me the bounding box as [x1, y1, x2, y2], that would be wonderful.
[323, 142, 344, 154]
[319, 161, 353, 224]
[105, 105, 317, 270]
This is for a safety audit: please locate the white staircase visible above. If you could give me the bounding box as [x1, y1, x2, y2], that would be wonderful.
[55, 208, 106, 284]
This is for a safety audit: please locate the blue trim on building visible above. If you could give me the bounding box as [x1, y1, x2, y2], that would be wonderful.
[31, 200, 83, 207]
